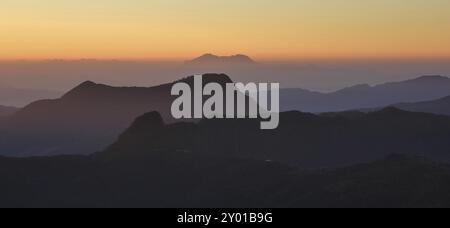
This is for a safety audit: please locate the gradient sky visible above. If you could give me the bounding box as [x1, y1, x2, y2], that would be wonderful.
[1, 0, 450, 60]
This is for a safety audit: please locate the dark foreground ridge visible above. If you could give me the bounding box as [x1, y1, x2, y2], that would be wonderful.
[107, 108, 450, 168]
[1, 110, 450, 207]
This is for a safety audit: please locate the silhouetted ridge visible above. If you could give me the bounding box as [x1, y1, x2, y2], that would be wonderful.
[3, 150, 450, 207]
[335, 84, 372, 93]
[176, 73, 233, 85]
[0, 74, 235, 157]
[105, 112, 166, 153]
[97, 108, 450, 168]
[62, 81, 113, 100]
[391, 95, 450, 116]
[281, 75, 450, 113]
[3, 108, 450, 207]
[77, 80, 98, 88]
[408, 75, 449, 83]
[373, 107, 408, 115]
[125, 111, 165, 133]
[105, 111, 198, 159]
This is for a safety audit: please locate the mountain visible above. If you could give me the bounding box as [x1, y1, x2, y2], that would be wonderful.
[3, 73, 450, 160]
[392, 95, 450, 116]
[0, 87, 62, 107]
[0, 74, 233, 157]
[1, 110, 450, 207]
[103, 108, 450, 169]
[281, 75, 450, 112]
[0, 105, 18, 117]
[186, 54, 256, 65]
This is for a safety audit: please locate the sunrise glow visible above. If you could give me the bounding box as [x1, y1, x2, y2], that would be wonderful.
[1, 0, 450, 60]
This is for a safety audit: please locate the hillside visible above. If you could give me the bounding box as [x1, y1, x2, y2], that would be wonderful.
[0, 74, 232, 157]
[105, 109, 450, 168]
[186, 54, 256, 65]
[0, 113, 450, 207]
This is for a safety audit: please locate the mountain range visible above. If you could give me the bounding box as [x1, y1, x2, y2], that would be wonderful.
[1, 72, 450, 207]
[2, 74, 450, 158]
[0, 74, 234, 157]
[104, 109, 450, 169]
[1, 109, 450, 207]
[280, 75, 450, 112]
[2, 63, 450, 207]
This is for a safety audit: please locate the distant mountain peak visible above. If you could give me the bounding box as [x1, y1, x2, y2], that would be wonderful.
[62, 81, 111, 100]
[187, 54, 256, 65]
[199, 53, 217, 58]
[77, 81, 98, 88]
[409, 75, 449, 83]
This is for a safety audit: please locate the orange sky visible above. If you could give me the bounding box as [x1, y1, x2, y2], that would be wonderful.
[1, 0, 450, 60]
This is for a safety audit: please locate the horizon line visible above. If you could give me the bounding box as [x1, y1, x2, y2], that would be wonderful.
[2, 56, 450, 63]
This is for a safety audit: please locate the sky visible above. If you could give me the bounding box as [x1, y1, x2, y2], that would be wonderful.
[1, 0, 450, 60]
